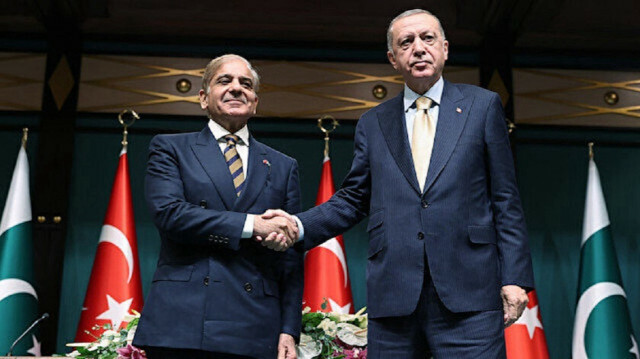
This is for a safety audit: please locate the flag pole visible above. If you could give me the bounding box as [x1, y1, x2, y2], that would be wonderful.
[317, 115, 339, 158]
[118, 109, 139, 151]
[588, 141, 594, 159]
[21, 128, 28, 148]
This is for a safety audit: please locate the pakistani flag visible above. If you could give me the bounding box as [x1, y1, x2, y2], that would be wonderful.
[0, 144, 40, 356]
[572, 157, 638, 358]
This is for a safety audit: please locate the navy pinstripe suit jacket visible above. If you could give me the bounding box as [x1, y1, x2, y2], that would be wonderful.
[297, 80, 534, 318]
[134, 128, 303, 358]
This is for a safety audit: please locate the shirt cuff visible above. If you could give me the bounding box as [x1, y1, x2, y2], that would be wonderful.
[242, 214, 255, 239]
[293, 215, 304, 241]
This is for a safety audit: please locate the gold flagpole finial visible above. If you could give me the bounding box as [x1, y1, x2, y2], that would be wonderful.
[588, 142, 594, 159]
[317, 115, 339, 158]
[118, 109, 139, 149]
[21, 127, 28, 148]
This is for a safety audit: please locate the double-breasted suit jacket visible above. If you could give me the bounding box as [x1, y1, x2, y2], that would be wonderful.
[133, 127, 303, 358]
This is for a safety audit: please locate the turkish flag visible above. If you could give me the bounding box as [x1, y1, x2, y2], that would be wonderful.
[505, 290, 550, 359]
[74, 148, 143, 342]
[303, 158, 354, 314]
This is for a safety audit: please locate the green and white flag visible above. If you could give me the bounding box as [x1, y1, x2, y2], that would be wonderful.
[0, 144, 40, 356]
[572, 157, 638, 358]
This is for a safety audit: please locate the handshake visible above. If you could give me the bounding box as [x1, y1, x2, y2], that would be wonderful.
[252, 209, 299, 251]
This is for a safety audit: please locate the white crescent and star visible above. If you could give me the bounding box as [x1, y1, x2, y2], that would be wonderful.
[96, 294, 133, 330]
[572, 282, 630, 359]
[317, 237, 349, 288]
[27, 334, 41, 356]
[98, 224, 134, 283]
[513, 304, 543, 339]
[328, 298, 351, 314]
[0, 278, 38, 303]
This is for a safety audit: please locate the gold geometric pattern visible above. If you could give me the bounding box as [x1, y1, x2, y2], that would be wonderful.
[77, 55, 479, 120]
[0, 53, 46, 111]
[514, 68, 640, 127]
[48, 56, 75, 110]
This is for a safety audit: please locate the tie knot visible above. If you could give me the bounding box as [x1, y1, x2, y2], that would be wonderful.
[416, 96, 432, 111]
[224, 134, 239, 146]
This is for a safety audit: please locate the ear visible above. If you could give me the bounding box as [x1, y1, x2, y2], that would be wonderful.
[443, 40, 449, 61]
[198, 89, 208, 110]
[387, 51, 398, 70]
[252, 95, 259, 115]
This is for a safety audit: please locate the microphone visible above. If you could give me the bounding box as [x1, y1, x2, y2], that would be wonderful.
[7, 312, 49, 356]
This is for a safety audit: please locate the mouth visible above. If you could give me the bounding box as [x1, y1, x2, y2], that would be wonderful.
[411, 60, 432, 68]
[223, 98, 247, 104]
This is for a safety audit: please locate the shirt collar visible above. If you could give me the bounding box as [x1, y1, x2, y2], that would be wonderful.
[403, 76, 444, 113]
[208, 119, 250, 146]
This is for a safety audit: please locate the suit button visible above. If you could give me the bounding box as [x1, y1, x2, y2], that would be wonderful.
[200, 200, 207, 208]
[204, 276, 210, 286]
[418, 232, 425, 240]
[244, 283, 253, 292]
[421, 200, 429, 208]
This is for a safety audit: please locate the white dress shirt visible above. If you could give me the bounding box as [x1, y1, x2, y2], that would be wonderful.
[403, 76, 444, 149]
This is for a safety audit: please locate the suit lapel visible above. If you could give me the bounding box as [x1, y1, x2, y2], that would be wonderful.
[423, 80, 472, 194]
[191, 127, 236, 209]
[377, 92, 421, 195]
[233, 136, 268, 213]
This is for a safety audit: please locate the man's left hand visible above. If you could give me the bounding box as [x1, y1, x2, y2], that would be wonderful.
[501, 285, 528, 327]
[277, 333, 297, 359]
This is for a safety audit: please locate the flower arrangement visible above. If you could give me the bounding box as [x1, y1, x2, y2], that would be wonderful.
[297, 305, 368, 359]
[65, 311, 146, 359]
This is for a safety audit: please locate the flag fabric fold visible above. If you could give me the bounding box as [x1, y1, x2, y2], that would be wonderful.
[505, 290, 549, 359]
[303, 157, 354, 314]
[0, 144, 40, 356]
[75, 147, 143, 342]
[572, 157, 638, 359]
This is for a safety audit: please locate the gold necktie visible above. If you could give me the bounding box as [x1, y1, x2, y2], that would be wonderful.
[223, 134, 245, 196]
[411, 96, 434, 192]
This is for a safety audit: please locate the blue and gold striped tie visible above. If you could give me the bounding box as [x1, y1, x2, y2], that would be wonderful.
[223, 134, 245, 196]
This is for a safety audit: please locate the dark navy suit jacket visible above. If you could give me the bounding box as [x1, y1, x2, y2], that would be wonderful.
[133, 127, 303, 358]
[298, 81, 534, 318]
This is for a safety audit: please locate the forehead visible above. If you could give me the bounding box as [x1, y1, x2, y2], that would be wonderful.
[392, 13, 439, 38]
[213, 59, 253, 79]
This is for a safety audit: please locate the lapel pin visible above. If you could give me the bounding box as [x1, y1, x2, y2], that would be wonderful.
[456, 107, 462, 113]
[263, 159, 271, 173]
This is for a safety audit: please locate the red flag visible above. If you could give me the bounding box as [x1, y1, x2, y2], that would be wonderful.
[74, 148, 143, 342]
[303, 157, 354, 314]
[505, 290, 550, 359]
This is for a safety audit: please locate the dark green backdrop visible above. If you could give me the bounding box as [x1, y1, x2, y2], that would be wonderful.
[1, 114, 637, 359]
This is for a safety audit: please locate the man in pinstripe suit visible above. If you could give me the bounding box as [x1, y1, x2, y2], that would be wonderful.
[134, 54, 302, 359]
[263, 9, 534, 359]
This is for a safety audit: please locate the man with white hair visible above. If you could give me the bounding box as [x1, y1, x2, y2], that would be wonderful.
[134, 54, 302, 359]
[263, 9, 534, 358]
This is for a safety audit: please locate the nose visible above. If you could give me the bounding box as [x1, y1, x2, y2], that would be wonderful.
[229, 79, 242, 93]
[412, 40, 426, 57]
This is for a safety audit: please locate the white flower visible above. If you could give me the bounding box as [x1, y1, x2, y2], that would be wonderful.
[336, 323, 367, 347]
[317, 318, 337, 336]
[296, 334, 322, 359]
[126, 325, 137, 344]
[67, 350, 80, 357]
[302, 306, 311, 315]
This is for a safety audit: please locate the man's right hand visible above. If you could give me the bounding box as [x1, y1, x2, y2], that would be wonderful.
[253, 210, 298, 251]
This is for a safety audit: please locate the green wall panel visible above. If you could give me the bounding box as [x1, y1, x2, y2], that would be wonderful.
[515, 128, 640, 359]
